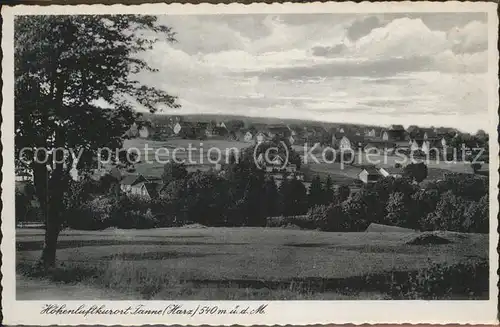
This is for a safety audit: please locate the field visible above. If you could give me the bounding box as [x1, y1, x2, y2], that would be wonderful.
[120, 138, 250, 177]
[119, 139, 480, 182]
[17, 227, 488, 300]
[296, 145, 481, 185]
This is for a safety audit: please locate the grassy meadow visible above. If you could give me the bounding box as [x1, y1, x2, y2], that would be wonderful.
[120, 138, 250, 177]
[17, 227, 488, 300]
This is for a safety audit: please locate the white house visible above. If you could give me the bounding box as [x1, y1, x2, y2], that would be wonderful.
[138, 126, 149, 138]
[255, 131, 268, 144]
[358, 166, 381, 184]
[339, 136, 363, 151]
[378, 167, 403, 178]
[244, 131, 253, 142]
[410, 139, 430, 154]
[365, 128, 377, 137]
[173, 122, 182, 135]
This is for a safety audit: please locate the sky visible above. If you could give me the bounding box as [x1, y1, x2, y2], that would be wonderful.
[131, 13, 489, 133]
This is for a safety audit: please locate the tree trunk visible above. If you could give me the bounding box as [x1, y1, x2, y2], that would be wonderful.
[39, 217, 60, 270]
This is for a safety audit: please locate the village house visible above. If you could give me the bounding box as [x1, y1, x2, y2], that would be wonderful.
[378, 167, 404, 178]
[266, 124, 291, 139]
[410, 139, 430, 154]
[434, 127, 458, 138]
[384, 125, 406, 141]
[358, 166, 382, 184]
[255, 131, 270, 144]
[120, 174, 147, 193]
[408, 128, 443, 155]
[138, 126, 151, 139]
[119, 174, 163, 199]
[339, 135, 364, 151]
[364, 128, 376, 137]
[174, 121, 207, 139]
[243, 130, 254, 142]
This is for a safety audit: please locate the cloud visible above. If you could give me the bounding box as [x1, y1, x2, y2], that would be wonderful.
[354, 18, 449, 57]
[311, 44, 348, 57]
[132, 14, 489, 133]
[448, 21, 488, 54]
[346, 15, 384, 41]
[252, 56, 435, 80]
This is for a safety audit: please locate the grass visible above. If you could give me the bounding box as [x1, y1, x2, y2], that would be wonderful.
[17, 227, 488, 300]
[119, 138, 251, 178]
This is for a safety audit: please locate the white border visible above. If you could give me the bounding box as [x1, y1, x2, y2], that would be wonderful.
[2, 2, 499, 325]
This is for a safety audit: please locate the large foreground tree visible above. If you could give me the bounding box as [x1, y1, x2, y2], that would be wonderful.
[15, 15, 180, 269]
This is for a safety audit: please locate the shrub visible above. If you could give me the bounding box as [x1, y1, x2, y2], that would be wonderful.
[109, 196, 158, 229]
[385, 192, 410, 226]
[403, 162, 428, 183]
[306, 205, 330, 230]
[401, 260, 488, 299]
[422, 191, 469, 232]
[266, 215, 317, 230]
[67, 196, 114, 230]
[462, 195, 488, 233]
[440, 173, 488, 201]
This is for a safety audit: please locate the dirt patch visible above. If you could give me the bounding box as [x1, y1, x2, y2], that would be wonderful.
[406, 233, 452, 245]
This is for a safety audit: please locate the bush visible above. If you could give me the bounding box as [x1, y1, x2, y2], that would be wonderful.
[462, 195, 488, 233]
[266, 215, 317, 230]
[67, 196, 114, 230]
[421, 191, 469, 232]
[403, 162, 428, 183]
[109, 196, 158, 229]
[440, 173, 488, 201]
[402, 260, 488, 299]
[306, 205, 330, 230]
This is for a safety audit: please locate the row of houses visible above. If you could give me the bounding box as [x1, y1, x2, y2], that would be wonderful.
[130, 118, 480, 154]
[333, 124, 486, 155]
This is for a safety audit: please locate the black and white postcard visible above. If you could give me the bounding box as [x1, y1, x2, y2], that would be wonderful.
[1, 2, 499, 325]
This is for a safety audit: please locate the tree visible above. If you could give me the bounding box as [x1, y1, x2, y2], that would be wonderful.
[263, 176, 279, 218]
[306, 204, 330, 230]
[334, 185, 350, 204]
[161, 162, 188, 185]
[463, 195, 488, 233]
[323, 175, 334, 204]
[385, 192, 410, 227]
[423, 191, 469, 232]
[411, 188, 440, 229]
[308, 175, 324, 208]
[15, 16, 179, 269]
[403, 162, 428, 183]
[440, 173, 488, 201]
[278, 178, 307, 216]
